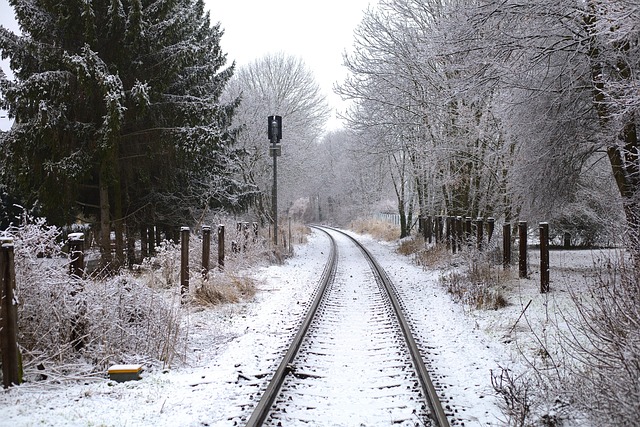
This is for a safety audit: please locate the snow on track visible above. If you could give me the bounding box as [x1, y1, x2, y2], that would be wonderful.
[267, 230, 427, 426]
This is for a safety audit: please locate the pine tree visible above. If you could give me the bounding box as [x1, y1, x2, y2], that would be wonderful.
[0, 0, 251, 266]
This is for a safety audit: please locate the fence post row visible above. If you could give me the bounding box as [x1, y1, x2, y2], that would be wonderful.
[1, 238, 20, 387]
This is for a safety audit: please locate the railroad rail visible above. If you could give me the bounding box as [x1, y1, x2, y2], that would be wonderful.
[245, 226, 450, 426]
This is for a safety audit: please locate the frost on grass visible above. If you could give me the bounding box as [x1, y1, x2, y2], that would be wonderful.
[2, 212, 185, 383]
[0, 212, 298, 384]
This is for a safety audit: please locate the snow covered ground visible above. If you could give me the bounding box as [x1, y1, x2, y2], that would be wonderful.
[0, 228, 609, 426]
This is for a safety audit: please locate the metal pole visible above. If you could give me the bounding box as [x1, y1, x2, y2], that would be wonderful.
[272, 143, 278, 246]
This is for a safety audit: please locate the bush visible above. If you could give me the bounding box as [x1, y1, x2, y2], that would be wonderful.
[559, 253, 640, 425]
[437, 247, 510, 310]
[397, 235, 424, 256]
[1, 212, 185, 382]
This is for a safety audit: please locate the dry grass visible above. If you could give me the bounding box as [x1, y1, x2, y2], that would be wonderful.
[397, 235, 424, 256]
[414, 244, 451, 268]
[440, 270, 509, 310]
[349, 218, 400, 242]
[193, 272, 257, 306]
[289, 222, 311, 245]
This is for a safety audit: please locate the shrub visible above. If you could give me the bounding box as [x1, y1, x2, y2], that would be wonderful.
[559, 253, 640, 425]
[437, 247, 510, 310]
[2, 212, 185, 382]
[414, 243, 450, 268]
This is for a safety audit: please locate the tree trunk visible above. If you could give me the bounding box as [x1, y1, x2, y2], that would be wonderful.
[126, 221, 136, 267]
[607, 119, 640, 255]
[113, 175, 124, 268]
[99, 162, 112, 268]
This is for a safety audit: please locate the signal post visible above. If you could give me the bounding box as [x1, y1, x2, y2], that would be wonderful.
[268, 115, 282, 245]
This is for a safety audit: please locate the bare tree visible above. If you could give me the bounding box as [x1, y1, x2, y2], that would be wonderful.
[223, 53, 330, 223]
[452, 0, 636, 241]
[337, 0, 513, 237]
[304, 129, 391, 226]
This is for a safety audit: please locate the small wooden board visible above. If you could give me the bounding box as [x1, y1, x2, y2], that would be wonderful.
[108, 364, 142, 382]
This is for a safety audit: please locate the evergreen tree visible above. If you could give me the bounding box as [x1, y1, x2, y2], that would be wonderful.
[0, 0, 251, 265]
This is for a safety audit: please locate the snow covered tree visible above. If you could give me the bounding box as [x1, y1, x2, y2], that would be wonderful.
[338, 0, 511, 237]
[306, 129, 391, 226]
[452, 0, 636, 244]
[223, 53, 330, 224]
[0, 0, 248, 266]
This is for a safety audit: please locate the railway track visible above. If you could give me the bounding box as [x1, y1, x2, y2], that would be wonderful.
[245, 226, 450, 426]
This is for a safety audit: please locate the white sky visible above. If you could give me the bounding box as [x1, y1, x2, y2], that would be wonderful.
[0, 0, 373, 131]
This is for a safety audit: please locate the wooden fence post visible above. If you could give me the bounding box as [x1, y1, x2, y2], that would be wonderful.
[518, 221, 528, 278]
[217, 224, 225, 270]
[465, 217, 472, 247]
[180, 227, 189, 298]
[540, 222, 550, 293]
[476, 217, 484, 250]
[451, 216, 458, 254]
[455, 216, 464, 252]
[68, 233, 85, 279]
[288, 217, 292, 254]
[503, 223, 511, 269]
[202, 226, 211, 279]
[487, 217, 495, 243]
[148, 226, 156, 256]
[1, 238, 20, 387]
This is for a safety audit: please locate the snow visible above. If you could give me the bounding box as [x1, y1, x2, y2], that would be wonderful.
[0, 228, 607, 426]
[271, 229, 427, 425]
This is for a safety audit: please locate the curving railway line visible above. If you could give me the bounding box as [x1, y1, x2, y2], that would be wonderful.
[244, 226, 451, 427]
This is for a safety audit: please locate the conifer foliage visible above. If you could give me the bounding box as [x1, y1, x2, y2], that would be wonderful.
[0, 0, 251, 265]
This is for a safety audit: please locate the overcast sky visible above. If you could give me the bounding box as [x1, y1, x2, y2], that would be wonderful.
[208, 0, 372, 129]
[0, 0, 372, 131]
